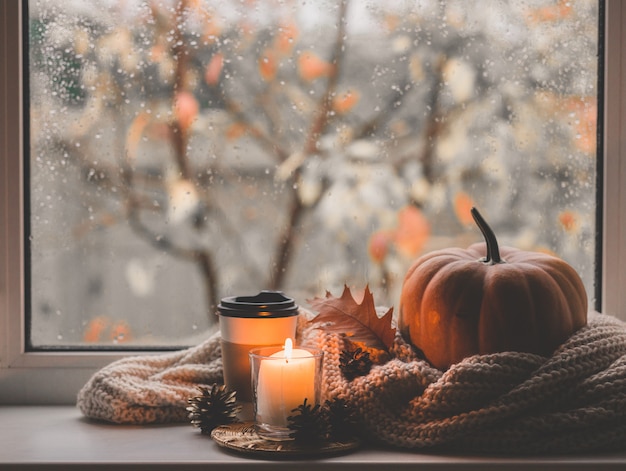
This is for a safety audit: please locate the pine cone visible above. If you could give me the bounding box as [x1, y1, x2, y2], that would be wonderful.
[339, 347, 372, 380]
[187, 384, 241, 434]
[323, 397, 358, 441]
[287, 398, 329, 444]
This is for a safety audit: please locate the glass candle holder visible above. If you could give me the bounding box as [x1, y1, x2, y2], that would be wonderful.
[218, 291, 299, 421]
[249, 340, 324, 441]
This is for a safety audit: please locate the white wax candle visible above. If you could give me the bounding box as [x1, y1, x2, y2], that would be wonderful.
[256, 338, 316, 427]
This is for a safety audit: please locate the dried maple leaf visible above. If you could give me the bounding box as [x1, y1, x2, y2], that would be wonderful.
[307, 286, 396, 358]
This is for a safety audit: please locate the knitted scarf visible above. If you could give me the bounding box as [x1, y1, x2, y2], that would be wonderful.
[77, 312, 626, 454]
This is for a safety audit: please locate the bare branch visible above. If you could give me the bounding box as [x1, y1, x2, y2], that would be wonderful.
[125, 197, 220, 312]
[269, 0, 351, 289]
[222, 96, 291, 162]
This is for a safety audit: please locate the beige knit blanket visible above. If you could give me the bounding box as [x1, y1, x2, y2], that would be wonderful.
[77, 312, 626, 454]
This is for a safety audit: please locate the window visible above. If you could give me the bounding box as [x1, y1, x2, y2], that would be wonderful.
[25, 0, 601, 347]
[1, 0, 625, 404]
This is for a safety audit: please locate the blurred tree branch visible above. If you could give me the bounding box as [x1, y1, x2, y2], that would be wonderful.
[269, 0, 350, 289]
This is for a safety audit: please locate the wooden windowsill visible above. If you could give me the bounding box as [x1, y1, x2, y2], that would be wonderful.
[1, 406, 626, 470]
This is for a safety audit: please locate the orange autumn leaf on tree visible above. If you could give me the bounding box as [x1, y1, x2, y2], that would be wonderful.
[393, 205, 430, 257]
[126, 112, 151, 161]
[332, 89, 360, 114]
[565, 98, 597, 155]
[454, 191, 475, 226]
[298, 51, 334, 82]
[226, 122, 247, 140]
[275, 22, 298, 55]
[205, 52, 224, 86]
[109, 320, 132, 343]
[527, 0, 572, 24]
[383, 14, 400, 32]
[83, 316, 111, 343]
[576, 104, 597, 154]
[174, 91, 199, 133]
[368, 230, 393, 264]
[369, 206, 430, 263]
[83, 317, 132, 343]
[259, 48, 278, 81]
[308, 285, 395, 363]
[149, 43, 166, 63]
[559, 210, 579, 233]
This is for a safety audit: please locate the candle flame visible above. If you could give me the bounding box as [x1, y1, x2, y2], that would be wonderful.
[284, 337, 293, 361]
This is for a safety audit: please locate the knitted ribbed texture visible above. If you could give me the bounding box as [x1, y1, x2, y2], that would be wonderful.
[77, 312, 626, 454]
[77, 331, 223, 424]
[300, 312, 626, 454]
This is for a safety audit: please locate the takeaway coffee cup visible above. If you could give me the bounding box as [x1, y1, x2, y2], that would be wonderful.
[217, 291, 299, 419]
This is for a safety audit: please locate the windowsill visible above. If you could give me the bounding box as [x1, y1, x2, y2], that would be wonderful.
[1, 406, 626, 470]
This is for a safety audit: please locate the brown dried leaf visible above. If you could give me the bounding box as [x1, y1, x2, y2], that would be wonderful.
[307, 285, 396, 352]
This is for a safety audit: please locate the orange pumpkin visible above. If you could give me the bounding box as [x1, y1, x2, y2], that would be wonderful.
[398, 207, 588, 370]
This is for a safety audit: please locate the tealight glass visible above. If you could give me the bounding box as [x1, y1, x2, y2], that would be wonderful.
[249, 344, 324, 441]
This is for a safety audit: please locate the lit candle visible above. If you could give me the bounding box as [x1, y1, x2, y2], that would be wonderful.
[255, 338, 316, 428]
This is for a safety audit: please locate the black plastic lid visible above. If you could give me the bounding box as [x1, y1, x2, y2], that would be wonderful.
[217, 290, 299, 318]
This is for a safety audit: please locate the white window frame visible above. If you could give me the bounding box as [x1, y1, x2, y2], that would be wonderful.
[1, 0, 625, 405]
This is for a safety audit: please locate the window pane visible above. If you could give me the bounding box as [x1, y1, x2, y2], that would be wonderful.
[27, 0, 599, 348]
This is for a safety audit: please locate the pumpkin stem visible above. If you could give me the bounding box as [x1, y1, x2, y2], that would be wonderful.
[471, 207, 504, 264]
